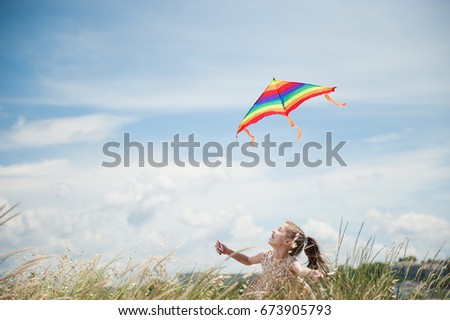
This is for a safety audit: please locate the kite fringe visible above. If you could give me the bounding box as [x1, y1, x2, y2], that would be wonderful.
[285, 115, 302, 141]
[324, 94, 346, 107]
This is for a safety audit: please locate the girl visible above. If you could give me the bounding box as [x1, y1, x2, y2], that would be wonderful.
[215, 221, 327, 299]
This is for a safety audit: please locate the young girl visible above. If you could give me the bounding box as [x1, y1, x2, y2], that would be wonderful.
[215, 221, 327, 299]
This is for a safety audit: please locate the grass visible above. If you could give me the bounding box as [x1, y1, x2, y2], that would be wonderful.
[1, 207, 449, 300]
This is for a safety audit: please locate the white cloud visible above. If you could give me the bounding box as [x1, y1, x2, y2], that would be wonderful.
[180, 208, 235, 228]
[367, 208, 450, 244]
[154, 175, 176, 189]
[103, 174, 175, 227]
[0, 161, 270, 271]
[30, 77, 249, 111]
[303, 219, 341, 246]
[0, 114, 133, 149]
[0, 159, 71, 177]
[229, 214, 266, 241]
[279, 146, 450, 216]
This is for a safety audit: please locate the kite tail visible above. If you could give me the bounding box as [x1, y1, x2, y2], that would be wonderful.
[285, 115, 302, 141]
[324, 94, 346, 107]
[242, 128, 255, 147]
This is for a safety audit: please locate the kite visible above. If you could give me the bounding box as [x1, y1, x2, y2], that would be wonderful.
[236, 79, 346, 144]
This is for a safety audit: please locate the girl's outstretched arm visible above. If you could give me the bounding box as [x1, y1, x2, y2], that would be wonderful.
[291, 261, 324, 281]
[215, 241, 264, 266]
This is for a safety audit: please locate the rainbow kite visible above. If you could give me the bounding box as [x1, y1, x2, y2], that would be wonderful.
[237, 79, 346, 144]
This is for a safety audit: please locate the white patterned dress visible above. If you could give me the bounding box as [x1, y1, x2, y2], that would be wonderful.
[242, 250, 309, 299]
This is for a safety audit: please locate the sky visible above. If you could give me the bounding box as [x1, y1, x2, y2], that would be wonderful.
[1, 0, 449, 274]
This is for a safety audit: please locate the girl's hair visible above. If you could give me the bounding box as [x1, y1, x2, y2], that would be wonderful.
[284, 221, 327, 271]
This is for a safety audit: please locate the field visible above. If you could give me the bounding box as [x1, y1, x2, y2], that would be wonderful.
[1, 212, 448, 300]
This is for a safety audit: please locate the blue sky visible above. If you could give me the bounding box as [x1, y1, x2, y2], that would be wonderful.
[1, 0, 449, 273]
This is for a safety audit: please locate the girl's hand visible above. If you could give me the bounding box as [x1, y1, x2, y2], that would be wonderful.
[215, 240, 229, 255]
[308, 270, 325, 281]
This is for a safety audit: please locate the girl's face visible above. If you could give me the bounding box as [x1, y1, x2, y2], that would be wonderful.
[268, 223, 291, 248]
